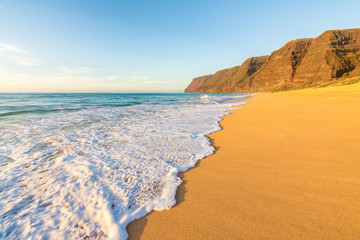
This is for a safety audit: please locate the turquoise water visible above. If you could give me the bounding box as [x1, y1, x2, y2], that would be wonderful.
[0, 93, 239, 128]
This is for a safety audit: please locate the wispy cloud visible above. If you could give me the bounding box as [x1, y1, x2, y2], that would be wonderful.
[0, 63, 174, 92]
[130, 75, 151, 81]
[130, 71, 165, 81]
[106, 75, 118, 80]
[0, 68, 129, 92]
[0, 43, 39, 65]
[0, 4, 4, 10]
[129, 72, 168, 85]
[59, 66, 94, 75]
[139, 80, 169, 85]
[0, 68, 34, 82]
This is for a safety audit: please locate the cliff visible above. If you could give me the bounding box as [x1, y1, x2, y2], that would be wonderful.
[185, 56, 268, 93]
[184, 75, 213, 93]
[185, 28, 360, 93]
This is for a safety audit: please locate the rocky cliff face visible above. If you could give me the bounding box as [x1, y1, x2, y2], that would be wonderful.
[184, 75, 213, 93]
[184, 56, 268, 93]
[293, 29, 360, 85]
[185, 28, 360, 93]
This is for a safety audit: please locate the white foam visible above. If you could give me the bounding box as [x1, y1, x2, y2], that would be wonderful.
[0, 97, 247, 239]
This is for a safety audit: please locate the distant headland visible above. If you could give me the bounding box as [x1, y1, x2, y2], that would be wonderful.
[185, 28, 360, 93]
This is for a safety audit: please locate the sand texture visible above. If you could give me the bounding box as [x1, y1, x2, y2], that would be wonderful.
[127, 83, 360, 239]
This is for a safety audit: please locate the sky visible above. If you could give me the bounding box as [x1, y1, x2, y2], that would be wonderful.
[0, 0, 359, 92]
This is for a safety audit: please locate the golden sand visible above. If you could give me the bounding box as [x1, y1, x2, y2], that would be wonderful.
[127, 83, 360, 239]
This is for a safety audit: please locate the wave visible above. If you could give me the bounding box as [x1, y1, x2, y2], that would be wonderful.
[0, 108, 80, 118]
[0, 94, 248, 239]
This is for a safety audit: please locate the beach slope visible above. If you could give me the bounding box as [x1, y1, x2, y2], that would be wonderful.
[128, 83, 360, 239]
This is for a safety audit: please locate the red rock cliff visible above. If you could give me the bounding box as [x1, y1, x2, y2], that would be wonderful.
[184, 28, 360, 93]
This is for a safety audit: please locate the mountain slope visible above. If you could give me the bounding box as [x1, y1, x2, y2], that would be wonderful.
[185, 28, 360, 93]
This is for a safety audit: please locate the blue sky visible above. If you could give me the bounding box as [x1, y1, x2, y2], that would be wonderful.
[0, 0, 359, 92]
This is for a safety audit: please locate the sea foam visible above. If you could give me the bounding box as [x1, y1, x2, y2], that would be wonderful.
[0, 95, 247, 239]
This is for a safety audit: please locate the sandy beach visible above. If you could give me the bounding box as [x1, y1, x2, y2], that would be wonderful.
[127, 83, 360, 239]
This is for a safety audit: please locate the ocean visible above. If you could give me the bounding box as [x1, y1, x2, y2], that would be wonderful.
[0, 93, 248, 239]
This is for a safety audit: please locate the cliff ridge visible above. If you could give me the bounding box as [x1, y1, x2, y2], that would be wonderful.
[185, 28, 360, 93]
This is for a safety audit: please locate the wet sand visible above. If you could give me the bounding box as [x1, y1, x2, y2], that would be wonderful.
[127, 83, 360, 239]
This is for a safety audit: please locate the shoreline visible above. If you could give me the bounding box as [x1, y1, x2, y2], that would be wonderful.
[124, 99, 246, 238]
[122, 96, 246, 238]
[126, 99, 248, 239]
[0, 94, 243, 240]
[127, 83, 360, 239]
[119, 95, 246, 239]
